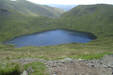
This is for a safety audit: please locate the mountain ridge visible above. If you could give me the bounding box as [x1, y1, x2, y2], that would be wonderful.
[0, 0, 64, 17]
[47, 4, 77, 11]
[56, 4, 113, 37]
[0, 0, 64, 41]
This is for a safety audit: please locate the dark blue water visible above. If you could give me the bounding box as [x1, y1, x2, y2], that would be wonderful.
[6, 29, 96, 47]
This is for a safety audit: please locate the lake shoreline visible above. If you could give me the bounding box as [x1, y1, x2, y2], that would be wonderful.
[5, 29, 97, 47]
[4, 28, 97, 43]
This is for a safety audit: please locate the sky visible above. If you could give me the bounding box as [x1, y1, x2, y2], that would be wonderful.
[26, 0, 113, 5]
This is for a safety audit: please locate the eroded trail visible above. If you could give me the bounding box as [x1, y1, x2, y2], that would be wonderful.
[46, 58, 112, 75]
[12, 55, 113, 75]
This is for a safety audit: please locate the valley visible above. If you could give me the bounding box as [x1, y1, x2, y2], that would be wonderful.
[0, 0, 113, 75]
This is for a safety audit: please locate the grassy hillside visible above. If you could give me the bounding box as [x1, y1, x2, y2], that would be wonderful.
[0, 0, 64, 17]
[0, 0, 64, 42]
[54, 4, 113, 37]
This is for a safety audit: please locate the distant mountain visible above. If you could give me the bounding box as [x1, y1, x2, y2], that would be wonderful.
[56, 4, 113, 36]
[47, 4, 77, 11]
[0, 0, 64, 17]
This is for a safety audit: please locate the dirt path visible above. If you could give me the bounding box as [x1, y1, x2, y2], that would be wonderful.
[46, 58, 112, 75]
[12, 55, 113, 75]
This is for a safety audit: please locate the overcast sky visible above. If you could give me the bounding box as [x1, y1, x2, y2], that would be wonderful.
[26, 0, 113, 5]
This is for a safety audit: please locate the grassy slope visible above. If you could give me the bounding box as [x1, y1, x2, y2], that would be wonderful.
[0, 63, 21, 75]
[0, 61, 48, 75]
[55, 4, 113, 37]
[0, 0, 64, 17]
[0, 0, 64, 42]
[0, 15, 55, 42]
[24, 62, 48, 75]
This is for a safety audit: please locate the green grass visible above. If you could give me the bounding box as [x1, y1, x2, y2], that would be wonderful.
[24, 62, 48, 75]
[0, 63, 21, 75]
[70, 52, 113, 60]
[0, 36, 113, 60]
[0, 61, 48, 75]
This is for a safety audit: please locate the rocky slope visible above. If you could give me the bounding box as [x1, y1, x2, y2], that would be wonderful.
[13, 55, 113, 75]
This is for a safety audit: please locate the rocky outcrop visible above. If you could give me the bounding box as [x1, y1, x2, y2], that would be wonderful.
[46, 55, 113, 75]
